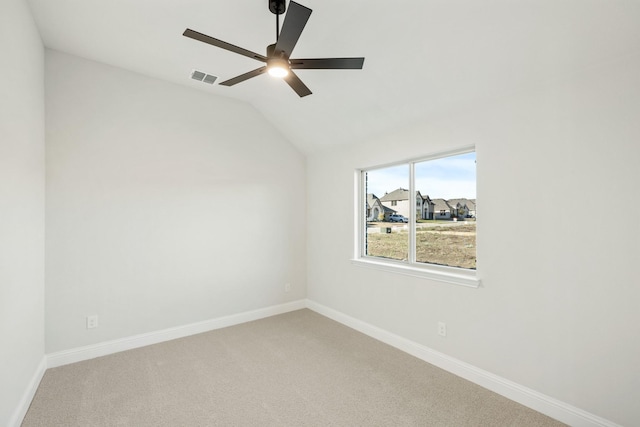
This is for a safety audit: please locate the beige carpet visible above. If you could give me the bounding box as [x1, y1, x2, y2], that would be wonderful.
[23, 309, 564, 426]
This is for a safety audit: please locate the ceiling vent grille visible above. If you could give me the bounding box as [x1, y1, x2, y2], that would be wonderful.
[202, 74, 217, 84]
[191, 70, 217, 84]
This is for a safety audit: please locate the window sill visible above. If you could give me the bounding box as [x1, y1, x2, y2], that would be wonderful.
[350, 258, 481, 288]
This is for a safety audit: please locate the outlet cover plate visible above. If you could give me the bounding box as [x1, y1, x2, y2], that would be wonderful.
[87, 315, 98, 329]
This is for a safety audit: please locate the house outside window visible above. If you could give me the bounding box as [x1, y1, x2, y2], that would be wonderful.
[354, 147, 479, 287]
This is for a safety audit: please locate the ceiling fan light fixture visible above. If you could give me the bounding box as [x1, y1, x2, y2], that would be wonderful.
[267, 58, 290, 78]
[183, 1, 364, 97]
[268, 66, 289, 78]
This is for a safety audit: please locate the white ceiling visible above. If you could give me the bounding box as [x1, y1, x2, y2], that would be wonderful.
[27, 0, 640, 153]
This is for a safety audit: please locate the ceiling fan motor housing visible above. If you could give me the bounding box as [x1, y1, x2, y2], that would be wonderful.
[266, 43, 286, 59]
[269, 0, 286, 15]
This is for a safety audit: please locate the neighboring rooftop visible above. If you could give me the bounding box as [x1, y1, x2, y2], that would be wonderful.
[380, 188, 410, 202]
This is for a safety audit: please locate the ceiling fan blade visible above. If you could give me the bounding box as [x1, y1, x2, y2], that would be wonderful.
[219, 67, 268, 86]
[290, 57, 365, 70]
[274, 1, 312, 57]
[283, 71, 312, 97]
[183, 29, 267, 62]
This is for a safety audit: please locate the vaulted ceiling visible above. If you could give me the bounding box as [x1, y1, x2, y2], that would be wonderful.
[27, 0, 640, 153]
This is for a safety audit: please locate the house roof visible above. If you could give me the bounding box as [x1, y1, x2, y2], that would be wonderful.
[380, 188, 439, 204]
[448, 198, 475, 210]
[432, 198, 452, 211]
[382, 205, 396, 214]
[380, 188, 425, 202]
[366, 194, 395, 214]
[380, 191, 471, 210]
[380, 188, 409, 202]
[366, 193, 383, 209]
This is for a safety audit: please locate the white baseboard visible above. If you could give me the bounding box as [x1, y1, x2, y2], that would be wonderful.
[305, 299, 620, 427]
[47, 299, 306, 368]
[28, 299, 619, 427]
[9, 356, 46, 427]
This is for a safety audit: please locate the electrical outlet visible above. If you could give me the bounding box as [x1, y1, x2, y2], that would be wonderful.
[87, 315, 98, 329]
[284, 283, 291, 293]
[437, 321, 446, 337]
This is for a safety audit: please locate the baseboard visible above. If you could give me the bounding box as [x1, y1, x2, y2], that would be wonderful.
[305, 299, 620, 427]
[47, 299, 306, 368]
[8, 356, 46, 427]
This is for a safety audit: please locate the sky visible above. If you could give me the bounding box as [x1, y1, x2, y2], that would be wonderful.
[366, 152, 476, 200]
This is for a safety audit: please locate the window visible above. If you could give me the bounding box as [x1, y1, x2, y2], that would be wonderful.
[354, 147, 479, 287]
[365, 165, 408, 261]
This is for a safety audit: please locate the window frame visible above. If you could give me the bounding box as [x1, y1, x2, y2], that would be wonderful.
[352, 146, 480, 288]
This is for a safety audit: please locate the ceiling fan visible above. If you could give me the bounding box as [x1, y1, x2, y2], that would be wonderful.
[183, 0, 365, 97]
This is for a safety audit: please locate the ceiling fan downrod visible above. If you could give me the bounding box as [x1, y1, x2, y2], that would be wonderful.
[270, 0, 286, 42]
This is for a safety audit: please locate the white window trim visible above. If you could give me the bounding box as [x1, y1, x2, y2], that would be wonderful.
[352, 146, 480, 289]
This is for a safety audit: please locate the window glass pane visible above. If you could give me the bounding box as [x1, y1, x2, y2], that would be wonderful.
[414, 152, 476, 269]
[364, 165, 409, 261]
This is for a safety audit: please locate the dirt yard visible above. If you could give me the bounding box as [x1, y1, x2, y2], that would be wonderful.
[366, 222, 476, 269]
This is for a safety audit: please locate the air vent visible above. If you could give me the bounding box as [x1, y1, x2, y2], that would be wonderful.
[190, 69, 217, 85]
[202, 74, 217, 84]
[191, 70, 206, 81]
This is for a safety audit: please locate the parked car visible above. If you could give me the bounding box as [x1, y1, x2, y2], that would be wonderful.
[388, 214, 408, 223]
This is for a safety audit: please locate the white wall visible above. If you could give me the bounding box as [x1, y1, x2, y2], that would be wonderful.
[0, 0, 45, 424]
[45, 51, 306, 353]
[307, 54, 640, 425]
